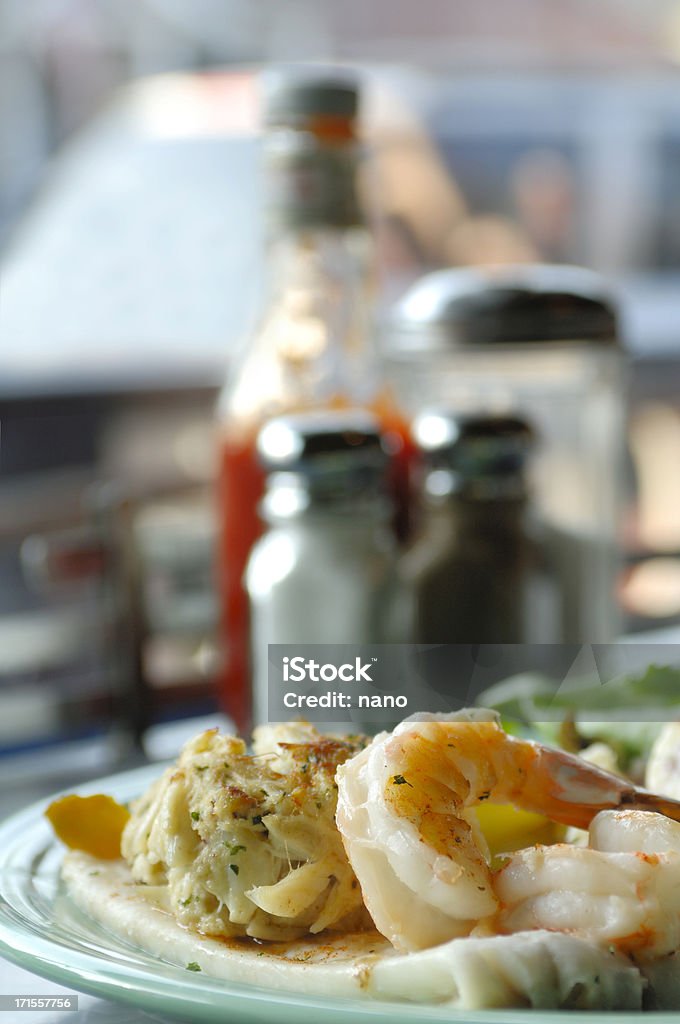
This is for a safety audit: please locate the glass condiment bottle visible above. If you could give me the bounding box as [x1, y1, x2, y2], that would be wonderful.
[216, 75, 411, 733]
[403, 411, 560, 643]
[246, 411, 408, 728]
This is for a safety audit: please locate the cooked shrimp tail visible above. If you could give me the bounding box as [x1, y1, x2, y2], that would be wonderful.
[620, 787, 680, 822]
[519, 741, 680, 829]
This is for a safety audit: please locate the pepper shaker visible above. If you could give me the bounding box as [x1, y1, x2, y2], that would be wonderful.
[403, 410, 560, 643]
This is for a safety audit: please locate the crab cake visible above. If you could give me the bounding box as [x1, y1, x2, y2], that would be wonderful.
[121, 726, 370, 941]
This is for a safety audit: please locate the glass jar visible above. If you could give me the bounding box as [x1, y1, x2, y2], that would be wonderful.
[387, 264, 625, 641]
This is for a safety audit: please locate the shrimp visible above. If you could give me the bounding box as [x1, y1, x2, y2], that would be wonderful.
[496, 809, 680, 959]
[335, 710, 680, 952]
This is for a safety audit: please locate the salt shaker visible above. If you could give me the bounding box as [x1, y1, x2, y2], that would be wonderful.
[246, 410, 409, 726]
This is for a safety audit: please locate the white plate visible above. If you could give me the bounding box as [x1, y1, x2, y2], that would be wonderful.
[0, 763, 676, 1024]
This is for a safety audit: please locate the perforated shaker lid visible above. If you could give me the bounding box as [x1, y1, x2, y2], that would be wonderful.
[412, 410, 536, 499]
[257, 410, 389, 508]
[390, 264, 618, 353]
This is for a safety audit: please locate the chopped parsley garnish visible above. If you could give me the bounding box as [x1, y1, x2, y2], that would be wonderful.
[186, 962, 201, 972]
[230, 864, 240, 876]
[392, 774, 412, 787]
[227, 844, 246, 855]
[180, 897, 193, 907]
[190, 811, 200, 821]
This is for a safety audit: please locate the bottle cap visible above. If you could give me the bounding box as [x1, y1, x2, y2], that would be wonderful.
[263, 75, 359, 127]
[257, 411, 389, 512]
[261, 73, 362, 228]
[412, 411, 535, 500]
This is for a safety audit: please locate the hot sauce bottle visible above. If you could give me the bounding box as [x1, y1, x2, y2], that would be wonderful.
[216, 75, 412, 732]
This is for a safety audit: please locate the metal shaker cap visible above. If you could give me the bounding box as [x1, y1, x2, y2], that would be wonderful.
[412, 410, 535, 500]
[390, 264, 618, 353]
[263, 74, 359, 127]
[257, 410, 389, 512]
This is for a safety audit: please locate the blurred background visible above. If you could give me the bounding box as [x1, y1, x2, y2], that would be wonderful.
[2, 0, 680, 769]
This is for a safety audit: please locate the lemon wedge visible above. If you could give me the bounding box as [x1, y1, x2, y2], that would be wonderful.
[473, 802, 565, 865]
[45, 794, 130, 860]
